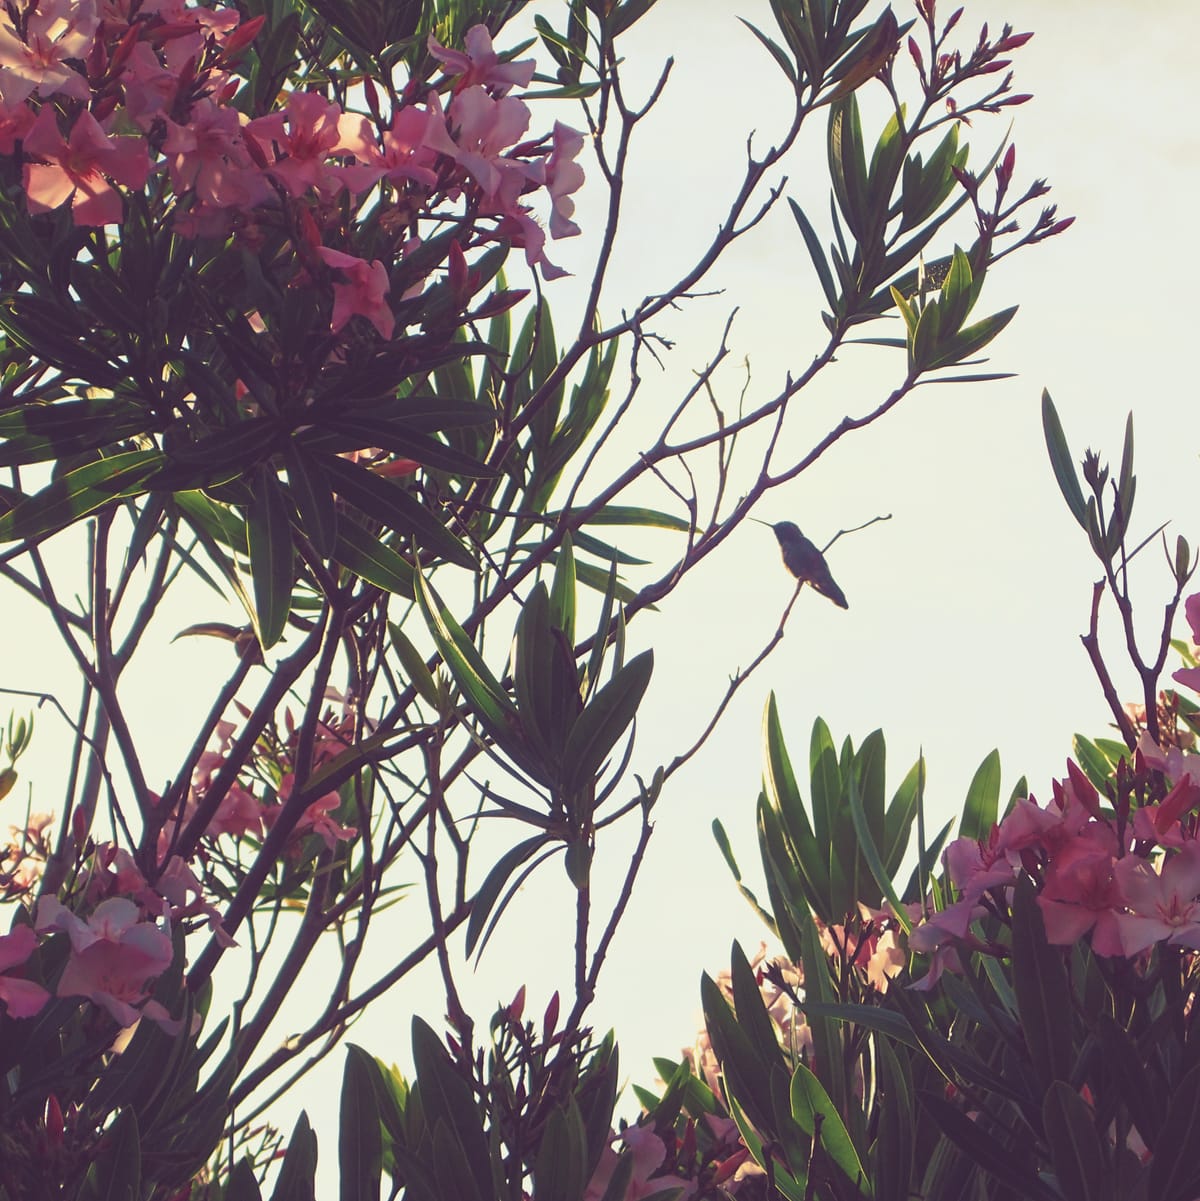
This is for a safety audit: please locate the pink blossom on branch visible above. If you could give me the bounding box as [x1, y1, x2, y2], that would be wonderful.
[1112, 843, 1200, 956]
[1036, 827, 1124, 956]
[0, 924, 51, 1018]
[545, 121, 585, 239]
[36, 896, 177, 1030]
[0, 0, 98, 105]
[316, 246, 394, 339]
[21, 105, 150, 226]
[427, 24, 536, 96]
[245, 90, 376, 200]
[0, 98, 33, 153]
[161, 98, 271, 210]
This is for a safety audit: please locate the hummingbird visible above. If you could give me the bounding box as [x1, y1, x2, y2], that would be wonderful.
[756, 519, 849, 609]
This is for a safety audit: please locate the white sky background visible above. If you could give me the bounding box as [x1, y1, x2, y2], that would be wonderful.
[5, 0, 1200, 1184]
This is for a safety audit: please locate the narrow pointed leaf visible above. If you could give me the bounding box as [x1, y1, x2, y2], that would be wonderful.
[414, 569, 517, 742]
[790, 1062, 872, 1196]
[0, 449, 161, 543]
[464, 835, 547, 957]
[246, 468, 293, 649]
[269, 1112, 318, 1201]
[1042, 1080, 1106, 1201]
[1010, 876, 1072, 1089]
[340, 1045, 383, 1201]
[959, 749, 1001, 841]
[323, 455, 473, 568]
[333, 521, 415, 596]
[283, 441, 337, 556]
[789, 197, 839, 310]
[561, 650, 652, 795]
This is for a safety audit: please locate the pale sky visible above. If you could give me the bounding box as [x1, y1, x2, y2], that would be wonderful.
[5, 0, 1199, 1185]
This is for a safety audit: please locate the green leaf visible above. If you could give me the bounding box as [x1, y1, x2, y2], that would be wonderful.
[332, 521, 415, 596]
[464, 834, 548, 959]
[553, 504, 689, 531]
[828, 95, 870, 243]
[800, 1002, 918, 1050]
[797, 908, 844, 1114]
[788, 197, 839, 311]
[246, 467, 294, 649]
[713, 817, 777, 932]
[411, 1018, 491, 1201]
[513, 581, 572, 767]
[918, 1091, 1060, 1201]
[1042, 1080, 1107, 1201]
[283, 440, 338, 557]
[1010, 875, 1073, 1090]
[700, 967, 776, 1137]
[729, 941, 790, 1083]
[740, 18, 797, 83]
[269, 1112, 318, 1201]
[414, 569, 517, 745]
[882, 757, 922, 878]
[532, 1098, 589, 1201]
[846, 768, 909, 933]
[756, 797, 812, 960]
[790, 1062, 872, 1196]
[0, 393, 149, 467]
[550, 532, 577, 645]
[0, 449, 162, 544]
[301, 417, 493, 477]
[872, 1037, 915, 1201]
[226, 1159, 265, 1201]
[1149, 1062, 1200, 1201]
[78, 1106, 141, 1201]
[323, 454, 474, 568]
[584, 560, 619, 699]
[1094, 1012, 1162, 1153]
[1047, 389, 1095, 530]
[389, 623, 440, 708]
[341, 1046, 384, 1201]
[560, 650, 652, 796]
[857, 728, 887, 878]
[928, 304, 1017, 369]
[761, 698, 828, 918]
[959, 749, 1001, 842]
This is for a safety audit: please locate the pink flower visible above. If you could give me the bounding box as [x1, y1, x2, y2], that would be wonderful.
[0, 99, 34, 153]
[584, 1125, 696, 1201]
[545, 121, 584, 239]
[268, 774, 358, 851]
[317, 246, 394, 338]
[22, 106, 150, 226]
[907, 897, 991, 990]
[36, 896, 176, 1029]
[0, 924, 51, 1018]
[369, 103, 456, 188]
[245, 91, 371, 199]
[945, 826, 1018, 902]
[427, 24, 536, 95]
[162, 98, 270, 209]
[1112, 844, 1200, 956]
[1037, 829, 1123, 956]
[0, 0, 97, 105]
[445, 85, 539, 202]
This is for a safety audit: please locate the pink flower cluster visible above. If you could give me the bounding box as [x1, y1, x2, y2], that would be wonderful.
[155, 698, 361, 860]
[0, 695, 364, 1026]
[910, 739, 1200, 988]
[0, 0, 584, 335]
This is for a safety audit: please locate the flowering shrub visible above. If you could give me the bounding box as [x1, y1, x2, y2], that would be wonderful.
[0, 0, 1071, 1196]
[668, 412, 1200, 1201]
